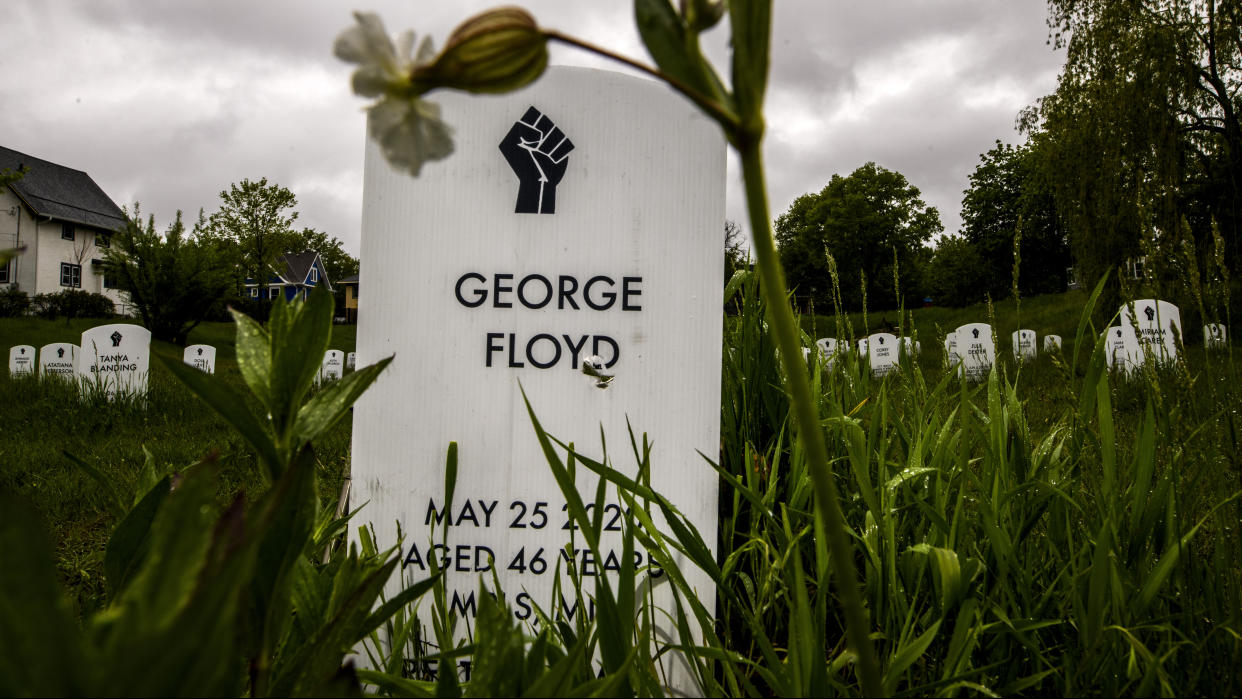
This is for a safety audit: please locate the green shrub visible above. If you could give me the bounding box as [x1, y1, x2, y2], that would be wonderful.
[0, 286, 30, 317]
[30, 290, 115, 319]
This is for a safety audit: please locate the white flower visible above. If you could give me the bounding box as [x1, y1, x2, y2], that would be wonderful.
[334, 12, 454, 177]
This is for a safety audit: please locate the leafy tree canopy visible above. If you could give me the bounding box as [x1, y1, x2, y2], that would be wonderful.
[1031, 0, 1242, 307]
[201, 178, 301, 292]
[103, 206, 236, 345]
[959, 139, 1068, 301]
[775, 162, 940, 312]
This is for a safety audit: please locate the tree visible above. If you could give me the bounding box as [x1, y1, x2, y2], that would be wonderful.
[103, 207, 237, 345]
[1031, 0, 1242, 308]
[775, 162, 941, 312]
[959, 139, 1069, 300]
[723, 219, 749, 284]
[203, 178, 301, 298]
[925, 234, 991, 307]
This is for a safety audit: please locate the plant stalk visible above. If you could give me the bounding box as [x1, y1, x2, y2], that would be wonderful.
[738, 137, 884, 697]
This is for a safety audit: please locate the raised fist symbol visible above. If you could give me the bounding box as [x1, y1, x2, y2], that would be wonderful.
[1144, 306, 1155, 321]
[499, 106, 574, 214]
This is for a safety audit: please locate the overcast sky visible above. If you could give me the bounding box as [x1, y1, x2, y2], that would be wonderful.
[2, 1, 1065, 257]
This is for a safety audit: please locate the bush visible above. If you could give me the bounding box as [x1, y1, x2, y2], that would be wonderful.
[30, 290, 115, 319]
[0, 287, 30, 317]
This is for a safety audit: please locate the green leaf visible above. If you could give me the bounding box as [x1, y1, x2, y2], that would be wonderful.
[357, 669, 435, 697]
[294, 356, 393, 446]
[358, 570, 443, 640]
[159, 353, 281, 475]
[269, 285, 335, 435]
[883, 619, 941, 694]
[0, 494, 90, 697]
[634, 0, 714, 98]
[63, 450, 126, 519]
[727, 0, 771, 125]
[104, 474, 172, 596]
[230, 307, 274, 413]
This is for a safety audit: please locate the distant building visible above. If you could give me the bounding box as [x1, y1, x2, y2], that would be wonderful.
[243, 251, 333, 302]
[338, 273, 358, 323]
[0, 146, 130, 311]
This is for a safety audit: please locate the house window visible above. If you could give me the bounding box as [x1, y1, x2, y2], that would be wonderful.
[61, 223, 75, 241]
[250, 287, 258, 298]
[60, 263, 82, 288]
[103, 273, 118, 289]
[309, 268, 318, 283]
[269, 287, 281, 300]
[0, 259, 10, 283]
[353, 283, 358, 298]
[96, 233, 110, 248]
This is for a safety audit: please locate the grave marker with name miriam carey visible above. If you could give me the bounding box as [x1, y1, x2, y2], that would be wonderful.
[350, 67, 725, 687]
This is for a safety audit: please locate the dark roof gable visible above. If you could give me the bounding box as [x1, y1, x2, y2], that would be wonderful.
[276, 251, 333, 292]
[0, 145, 127, 232]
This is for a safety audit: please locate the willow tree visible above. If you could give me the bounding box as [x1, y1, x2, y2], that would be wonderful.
[1031, 0, 1241, 307]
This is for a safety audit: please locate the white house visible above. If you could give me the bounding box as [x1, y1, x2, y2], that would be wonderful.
[1, 146, 130, 312]
[243, 251, 333, 302]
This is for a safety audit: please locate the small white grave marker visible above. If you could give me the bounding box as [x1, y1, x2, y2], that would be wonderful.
[8, 345, 35, 377]
[1204, 323, 1227, 349]
[78, 324, 151, 398]
[183, 344, 217, 374]
[1104, 326, 1141, 373]
[1119, 299, 1181, 365]
[1043, 335, 1062, 353]
[945, 334, 961, 367]
[868, 332, 899, 377]
[319, 350, 344, 383]
[857, 337, 869, 356]
[815, 337, 838, 358]
[347, 351, 357, 370]
[39, 343, 78, 379]
[956, 323, 995, 381]
[1012, 329, 1037, 363]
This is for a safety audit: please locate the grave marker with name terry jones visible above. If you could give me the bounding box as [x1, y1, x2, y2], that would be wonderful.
[350, 67, 725, 687]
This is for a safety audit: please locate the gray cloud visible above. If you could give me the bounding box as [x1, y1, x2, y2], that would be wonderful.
[3, 0, 1065, 257]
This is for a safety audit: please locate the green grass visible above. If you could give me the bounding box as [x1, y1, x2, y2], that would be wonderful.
[0, 316, 357, 616]
[3, 290, 1241, 696]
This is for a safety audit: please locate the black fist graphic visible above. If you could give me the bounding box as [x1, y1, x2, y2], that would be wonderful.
[499, 106, 574, 214]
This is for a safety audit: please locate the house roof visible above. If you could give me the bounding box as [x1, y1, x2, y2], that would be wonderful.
[338, 273, 359, 284]
[0, 146, 127, 232]
[275, 251, 333, 292]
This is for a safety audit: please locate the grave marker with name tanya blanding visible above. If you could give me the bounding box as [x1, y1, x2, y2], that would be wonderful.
[77, 324, 151, 398]
[349, 67, 725, 689]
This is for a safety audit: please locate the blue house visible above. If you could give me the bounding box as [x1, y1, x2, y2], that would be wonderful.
[244, 251, 332, 302]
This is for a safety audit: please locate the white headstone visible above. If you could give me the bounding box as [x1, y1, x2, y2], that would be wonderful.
[1119, 299, 1181, 365]
[1043, 334, 1062, 353]
[78, 324, 151, 398]
[857, 337, 869, 356]
[39, 343, 78, 379]
[1204, 323, 1227, 349]
[350, 66, 724, 689]
[956, 323, 995, 381]
[815, 337, 838, 358]
[347, 351, 357, 370]
[183, 344, 217, 373]
[899, 336, 919, 359]
[945, 334, 961, 367]
[8, 345, 35, 377]
[1104, 325, 1141, 373]
[1012, 329, 1037, 363]
[868, 332, 899, 377]
[319, 350, 344, 383]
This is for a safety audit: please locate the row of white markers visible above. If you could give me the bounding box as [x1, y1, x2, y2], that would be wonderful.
[808, 300, 1228, 381]
[7, 322, 357, 397]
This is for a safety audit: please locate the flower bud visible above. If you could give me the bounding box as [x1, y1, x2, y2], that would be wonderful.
[680, 0, 725, 33]
[414, 7, 548, 95]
